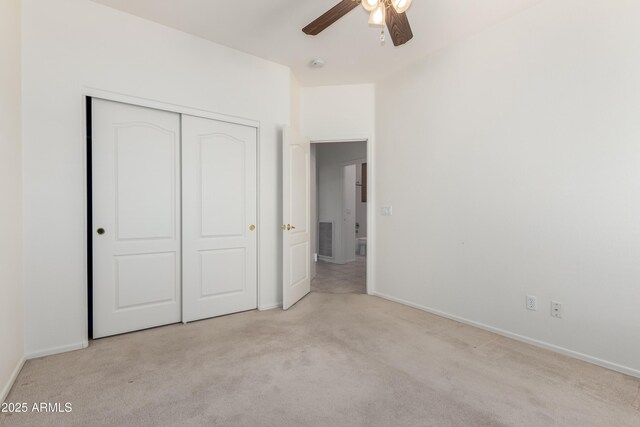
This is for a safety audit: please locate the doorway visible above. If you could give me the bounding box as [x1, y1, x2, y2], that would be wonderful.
[311, 141, 368, 295]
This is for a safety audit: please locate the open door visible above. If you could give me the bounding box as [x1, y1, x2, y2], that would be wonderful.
[282, 126, 311, 310]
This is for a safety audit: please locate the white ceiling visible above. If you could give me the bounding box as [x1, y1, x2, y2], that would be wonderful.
[91, 0, 543, 86]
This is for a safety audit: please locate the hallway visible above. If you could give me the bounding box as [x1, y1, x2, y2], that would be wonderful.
[311, 256, 366, 295]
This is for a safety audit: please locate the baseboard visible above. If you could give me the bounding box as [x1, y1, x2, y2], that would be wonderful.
[1, 356, 25, 403]
[26, 341, 88, 360]
[258, 303, 282, 311]
[373, 291, 640, 379]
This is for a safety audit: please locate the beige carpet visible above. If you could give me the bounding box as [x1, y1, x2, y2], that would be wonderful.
[2, 258, 639, 426]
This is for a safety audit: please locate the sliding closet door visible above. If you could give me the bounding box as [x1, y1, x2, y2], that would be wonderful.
[181, 115, 258, 322]
[92, 99, 182, 338]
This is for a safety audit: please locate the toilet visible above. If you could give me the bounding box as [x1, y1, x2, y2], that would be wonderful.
[357, 237, 367, 256]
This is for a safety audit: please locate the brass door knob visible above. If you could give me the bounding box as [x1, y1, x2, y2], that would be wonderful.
[287, 224, 296, 231]
[249, 224, 256, 231]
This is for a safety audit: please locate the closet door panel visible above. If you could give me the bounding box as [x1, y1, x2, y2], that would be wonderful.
[92, 99, 181, 338]
[182, 115, 258, 322]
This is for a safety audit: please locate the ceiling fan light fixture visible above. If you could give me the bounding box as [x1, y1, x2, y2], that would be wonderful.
[368, 3, 386, 26]
[362, 0, 380, 12]
[302, 0, 413, 47]
[392, 0, 413, 13]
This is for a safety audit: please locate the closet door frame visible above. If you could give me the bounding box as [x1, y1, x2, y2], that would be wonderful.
[83, 88, 262, 342]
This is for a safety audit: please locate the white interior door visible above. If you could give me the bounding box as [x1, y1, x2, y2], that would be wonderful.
[182, 115, 258, 322]
[92, 99, 181, 338]
[282, 126, 311, 310]
[343, 164, 357, 262]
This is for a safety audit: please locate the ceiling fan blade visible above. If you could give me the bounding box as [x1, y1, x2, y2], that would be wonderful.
[303, 0, 360, 35]
[386, 5, 414, 46]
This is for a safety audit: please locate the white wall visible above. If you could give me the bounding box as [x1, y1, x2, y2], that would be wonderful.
[301, 84, 375, 141]
[316, 142, 367, 264]
[0, 0, 24, 402]
[290, 72, 301, 131]
[375, 0, 640, 376]
[22, 0, 292, 356]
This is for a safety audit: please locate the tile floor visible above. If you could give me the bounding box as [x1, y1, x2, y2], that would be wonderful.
[311, 256, 367, 295]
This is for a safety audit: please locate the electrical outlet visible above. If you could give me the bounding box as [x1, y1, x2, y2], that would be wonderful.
[313, 253, 318, 262]
[526, 295, 538, 311]
[551, 301, 562, 318]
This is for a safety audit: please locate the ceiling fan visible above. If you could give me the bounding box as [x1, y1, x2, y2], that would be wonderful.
[303, 0, 414, 47]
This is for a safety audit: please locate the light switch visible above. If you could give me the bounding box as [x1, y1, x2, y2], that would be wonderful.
[381, 206, 393, 216]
